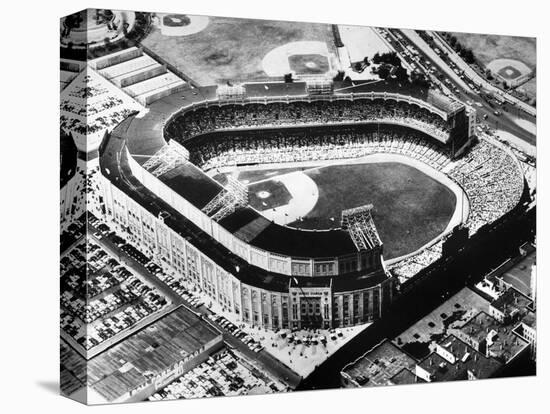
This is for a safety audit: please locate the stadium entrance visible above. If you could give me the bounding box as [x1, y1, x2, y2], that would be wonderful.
[290, 285, 332, 329]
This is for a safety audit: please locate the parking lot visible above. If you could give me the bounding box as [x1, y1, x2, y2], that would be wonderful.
[60, 228, 172, 358]
[149, 348, 284, 401]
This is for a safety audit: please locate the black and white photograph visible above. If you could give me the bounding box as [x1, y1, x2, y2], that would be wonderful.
[57, 1, 539, 408]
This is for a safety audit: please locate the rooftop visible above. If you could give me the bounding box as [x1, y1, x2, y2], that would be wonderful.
[342, 340, 416, 387]
[389, 368, 424, 385]
[86, 306, 222, 402]
[458, 311, 529, 363]
[419, 335, 502, 382]
[491, 287, 533, 316]
[522, 310, 536, 329]
[393, 287, 490, 357]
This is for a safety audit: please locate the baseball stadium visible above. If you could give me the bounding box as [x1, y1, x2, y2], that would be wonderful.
[60, 12, 527, 332]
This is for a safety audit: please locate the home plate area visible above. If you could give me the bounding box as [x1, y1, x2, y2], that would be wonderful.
[248, 172, 319, 226]
[487, 58, 532, 84]
[262, 41, 332, 77]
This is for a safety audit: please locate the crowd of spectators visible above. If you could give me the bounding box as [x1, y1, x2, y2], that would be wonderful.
[167, 100, 451, 144]
[191, 127, 452, 173]
[448, 139, 524, 234]
[148, 349, 280, 401]
[392, 138, 524, 281]
[392, 240, 444, 282]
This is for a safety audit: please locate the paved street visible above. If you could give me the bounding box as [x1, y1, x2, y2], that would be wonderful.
[385, 28, 536, 147]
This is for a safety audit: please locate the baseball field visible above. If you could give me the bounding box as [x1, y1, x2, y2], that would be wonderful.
[234, 160, 457, 260]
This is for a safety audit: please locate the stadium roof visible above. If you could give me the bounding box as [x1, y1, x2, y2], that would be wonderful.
[157, 161, 222, 209]
[221, 207, 357, 258]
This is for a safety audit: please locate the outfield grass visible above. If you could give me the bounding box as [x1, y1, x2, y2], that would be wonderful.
[140, 16, 335, 85]
[288, 162, 456, 260]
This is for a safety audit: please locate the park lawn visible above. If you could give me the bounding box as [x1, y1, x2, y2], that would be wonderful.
[450, 32, 536, 69]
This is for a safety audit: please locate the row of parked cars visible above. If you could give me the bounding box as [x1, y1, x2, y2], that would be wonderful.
[208, 314, 264, 353]
[148, 349, 278, 401]
[84, 287, 168, 350]
[60, 230, 171, 351]
[144, 262, 206, 308]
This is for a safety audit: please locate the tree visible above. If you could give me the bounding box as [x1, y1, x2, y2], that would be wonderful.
[411, 72, 430, 89]
[363, 56, 370, 66]
[333, 70, 345, 82]
[354, 62, 363, 72]
[377, 64, 391, 80]
[379, 51, 400, 67]
[372, 52, 381, 64]
[284, 73, 293, 83]
[449, 35, 457, 47]
[394, 66, 409, 82]
[462, 48, 475, 64]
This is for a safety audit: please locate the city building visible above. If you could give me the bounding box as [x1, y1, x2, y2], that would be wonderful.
[341, 340, 419, 387]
